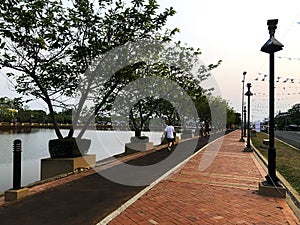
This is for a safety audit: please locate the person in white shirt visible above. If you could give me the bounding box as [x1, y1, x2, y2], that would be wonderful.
[165, 122, 176, 151]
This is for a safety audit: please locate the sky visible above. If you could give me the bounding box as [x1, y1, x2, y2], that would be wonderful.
[158, 0, 300, 121]
[1, 0, 300, 121]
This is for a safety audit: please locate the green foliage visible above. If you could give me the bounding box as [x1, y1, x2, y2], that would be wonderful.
[288, 103, 300, 126]
[101, 41, 225, 132]
[275, 103, 300, 130]
[0, 0, 177, 139]
[0, 97, 22, 122]
[226, 106, 238, 128]
[206, 96, 227, 130]
[0, 0, 234, 139]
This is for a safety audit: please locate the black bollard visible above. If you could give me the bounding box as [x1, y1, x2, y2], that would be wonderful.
[13, 139, 22, 190]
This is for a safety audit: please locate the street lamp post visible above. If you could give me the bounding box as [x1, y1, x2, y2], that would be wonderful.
[239, 71, 247, 142]
[243, 105, 247, 137]
[244, 83, 253, 151]
[261, 19, 284, 185]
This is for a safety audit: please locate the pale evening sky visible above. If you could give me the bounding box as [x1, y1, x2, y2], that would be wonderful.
[1, 0, 300, 121]
[159, 0, 300, 121]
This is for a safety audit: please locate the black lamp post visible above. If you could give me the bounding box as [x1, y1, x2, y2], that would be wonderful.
[243, 105, 247, 137]
[239, 72, 247, 142]
[261, 19, 284, 185]
[244, 83, 253, 151]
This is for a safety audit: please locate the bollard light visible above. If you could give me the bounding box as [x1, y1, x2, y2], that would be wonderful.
[13, 139, 22, 190]
[4, 139, 28, 202]
[261, 19, 283, 185]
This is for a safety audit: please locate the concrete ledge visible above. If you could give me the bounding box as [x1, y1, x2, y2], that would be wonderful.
[41, 154, 96, 180]
[130, 136, 149, 143]
[5, 188, 29, 202]
[125, 142, 154, 153]
[258, 181, 286, 198]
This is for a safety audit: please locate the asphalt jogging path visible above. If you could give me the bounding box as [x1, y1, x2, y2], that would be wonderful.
[105, 130, 299, 225]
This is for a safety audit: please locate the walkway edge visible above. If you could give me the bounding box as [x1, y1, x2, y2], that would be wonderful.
[251, 140, 300, 221]
[275, 136, 300, 151]
[97, 135, 224, 225]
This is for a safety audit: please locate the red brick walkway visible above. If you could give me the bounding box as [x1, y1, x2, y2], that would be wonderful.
[106, 130, 299, 224]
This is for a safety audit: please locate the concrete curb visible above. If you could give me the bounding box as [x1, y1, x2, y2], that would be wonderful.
[276, 136, 300, 151]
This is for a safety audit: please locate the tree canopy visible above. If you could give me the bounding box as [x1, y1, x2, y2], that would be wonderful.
[0, 0, 234, 141]
[288, 103, 300, 126]
[0, 0, 177, 138]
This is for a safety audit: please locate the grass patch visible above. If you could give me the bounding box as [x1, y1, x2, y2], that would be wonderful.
[251, 132, 300, 194]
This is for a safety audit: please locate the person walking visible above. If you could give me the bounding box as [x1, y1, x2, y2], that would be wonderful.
[165, 122, 176, 151]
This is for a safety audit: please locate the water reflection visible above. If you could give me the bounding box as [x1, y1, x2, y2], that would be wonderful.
[0, 128, 36, 134]
[0, 129, 163, 193]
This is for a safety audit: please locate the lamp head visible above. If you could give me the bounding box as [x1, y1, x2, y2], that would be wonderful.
[267, 19, 278, 26]
[261, 19, 284, 54]
[268, 19, 278, 37]
[261, 37, 284, 53]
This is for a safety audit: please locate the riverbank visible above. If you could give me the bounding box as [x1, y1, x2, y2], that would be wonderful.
[0, 141, 167, 206]
[0, 129, 164, 193]
[0, 122, 113, 130]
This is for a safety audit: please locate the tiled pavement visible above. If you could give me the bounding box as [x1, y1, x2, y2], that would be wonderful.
[106, 130, 299, 224]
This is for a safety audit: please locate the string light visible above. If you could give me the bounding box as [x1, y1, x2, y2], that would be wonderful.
[254, 73, 300, 84]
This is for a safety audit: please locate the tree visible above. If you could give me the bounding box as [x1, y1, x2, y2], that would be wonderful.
[205, 96, 227, 131]
[108, 41, 222, 134]
[226, 105, 238, 129]
[275, 112, 290, 131]
[288, 103, 300, 126]
[0, 96, 23, 122]
[0, 0, 177, 139]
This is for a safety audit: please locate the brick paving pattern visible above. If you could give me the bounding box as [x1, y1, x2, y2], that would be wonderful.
[109, 130, 299, 224]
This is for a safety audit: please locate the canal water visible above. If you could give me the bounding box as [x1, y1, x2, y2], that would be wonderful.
[0, 129, 164, 193]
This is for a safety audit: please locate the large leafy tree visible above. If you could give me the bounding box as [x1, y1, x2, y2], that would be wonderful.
[0, 0, 176, 139]
[109, 42, 222, 133]
[288, 103, 300, 126]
